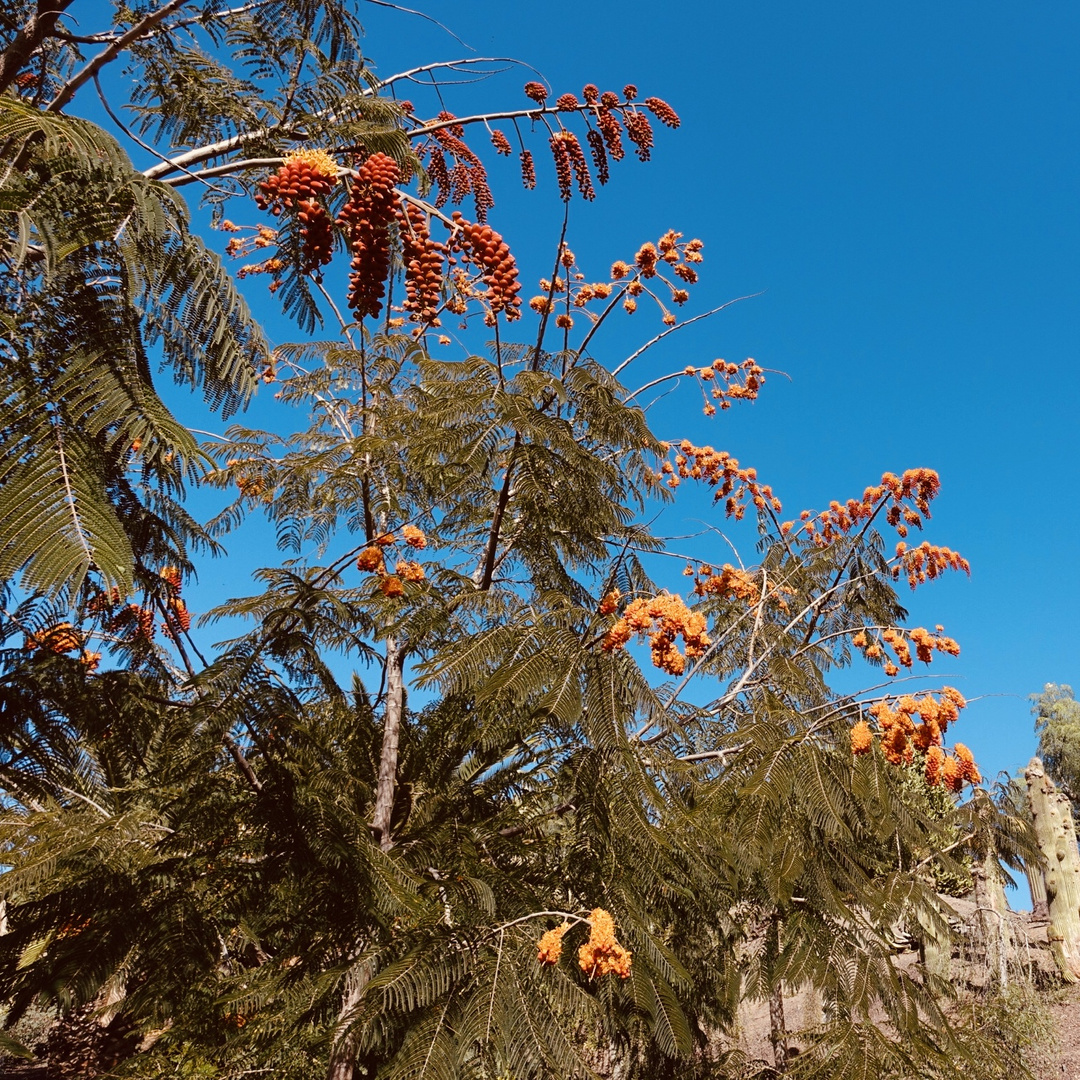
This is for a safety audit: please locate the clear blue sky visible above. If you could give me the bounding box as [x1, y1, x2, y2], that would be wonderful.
[161, 1, 1079, 793]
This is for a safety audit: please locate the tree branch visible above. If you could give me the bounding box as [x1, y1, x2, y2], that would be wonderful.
[46, 0, 194, 114]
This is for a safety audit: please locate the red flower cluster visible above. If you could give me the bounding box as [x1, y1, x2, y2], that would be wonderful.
[601, 593, 710, 676]
[398, 201, 446, 325]
[337, 152, 401, 319]
[549, 130, 595, 201]
[255, 149, 340, 276]
[449, 213, 523, 322]
[254, 148, 338, 213]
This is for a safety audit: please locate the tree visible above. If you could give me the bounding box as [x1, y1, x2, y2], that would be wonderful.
[1032, 683, 1080, 809]
[0, 4, 1035, 1079]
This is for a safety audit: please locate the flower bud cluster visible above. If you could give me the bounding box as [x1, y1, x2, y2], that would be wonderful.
[337, 152, 401, 319]
[448, 213, 523, 321]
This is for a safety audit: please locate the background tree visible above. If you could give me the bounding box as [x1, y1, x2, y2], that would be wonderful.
[1032, 683, 1080, 811]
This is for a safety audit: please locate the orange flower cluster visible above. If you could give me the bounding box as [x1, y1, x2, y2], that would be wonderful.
[852, 625, 960, 676]
[781, 469, 943, 548]
[448, 213, 523, 322]
[160, 566, 182, 593]
[894, 541, 970, 589]
[490, 129, 513, 156]
[659, 442, 780, 520]
[601, 593, 710, 675]
[858, 688, 968, 770]
[25, 622, 82, 653]
[925, 744, 980, 791]
[337, 152, 401, 319]
[357, 547, 386, 573]
[87, 587, 123, 614]
[537, 921, 572, 965]
[598, 588, 621, 615]
[380, 576, 404, 597]
[357, 528, 428, 591]
[681, 358, 765, 415]
[158, 566, 192, 641]
[402, 525, 427, 549]
[692, 563, 760, 604]
[578, 908, 632, 979]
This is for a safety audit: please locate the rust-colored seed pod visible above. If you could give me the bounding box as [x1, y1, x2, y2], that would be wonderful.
[597, 110, 625, 161]
[449, 161, 471, 205]
[559, 131, 595, 200]
[586, 130, 610, 185]
[523, 81, 548, 103]
[398, 202, 446, 324]
[426, 147, 450, 207]
[622, 84, 638, 101]
[470, 163, 495, 222]
[582, 83, 599, 105]
[556, 92, 581, 111]
[520, 149, 536, 190]
[644, 96, 680, 129]
[490, 129, 513, 155]
[549, 133, 573, 202]
[624, 110, 654, 161]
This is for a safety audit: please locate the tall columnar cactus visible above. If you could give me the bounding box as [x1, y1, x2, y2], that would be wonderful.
[1024, 757, 1080, 981]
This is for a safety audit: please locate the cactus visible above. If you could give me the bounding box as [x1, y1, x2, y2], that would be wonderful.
[1024, 757, 1080, 981]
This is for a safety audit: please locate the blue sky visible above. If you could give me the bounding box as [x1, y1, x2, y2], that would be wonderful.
[128, 1, 1080, 797]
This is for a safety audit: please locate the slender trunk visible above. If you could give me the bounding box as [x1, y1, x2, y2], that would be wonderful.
[768, 983, 788, 1073]
[370, 636, 406, 851]
[1025, 756, 1080, 980]
[326, 961, 373, 1080]
[972, 851, 1009, 988]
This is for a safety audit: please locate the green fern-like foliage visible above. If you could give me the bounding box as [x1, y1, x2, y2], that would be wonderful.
[0, 97, 264, 593]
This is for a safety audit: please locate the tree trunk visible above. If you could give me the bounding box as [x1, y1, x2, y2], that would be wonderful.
[972, 850, 1009, 988]
[768, 983, 788, 1073]
[1025, 756, 1080, 981]
[326, 961, 373, 1080]
[370, 636, 406, 851]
